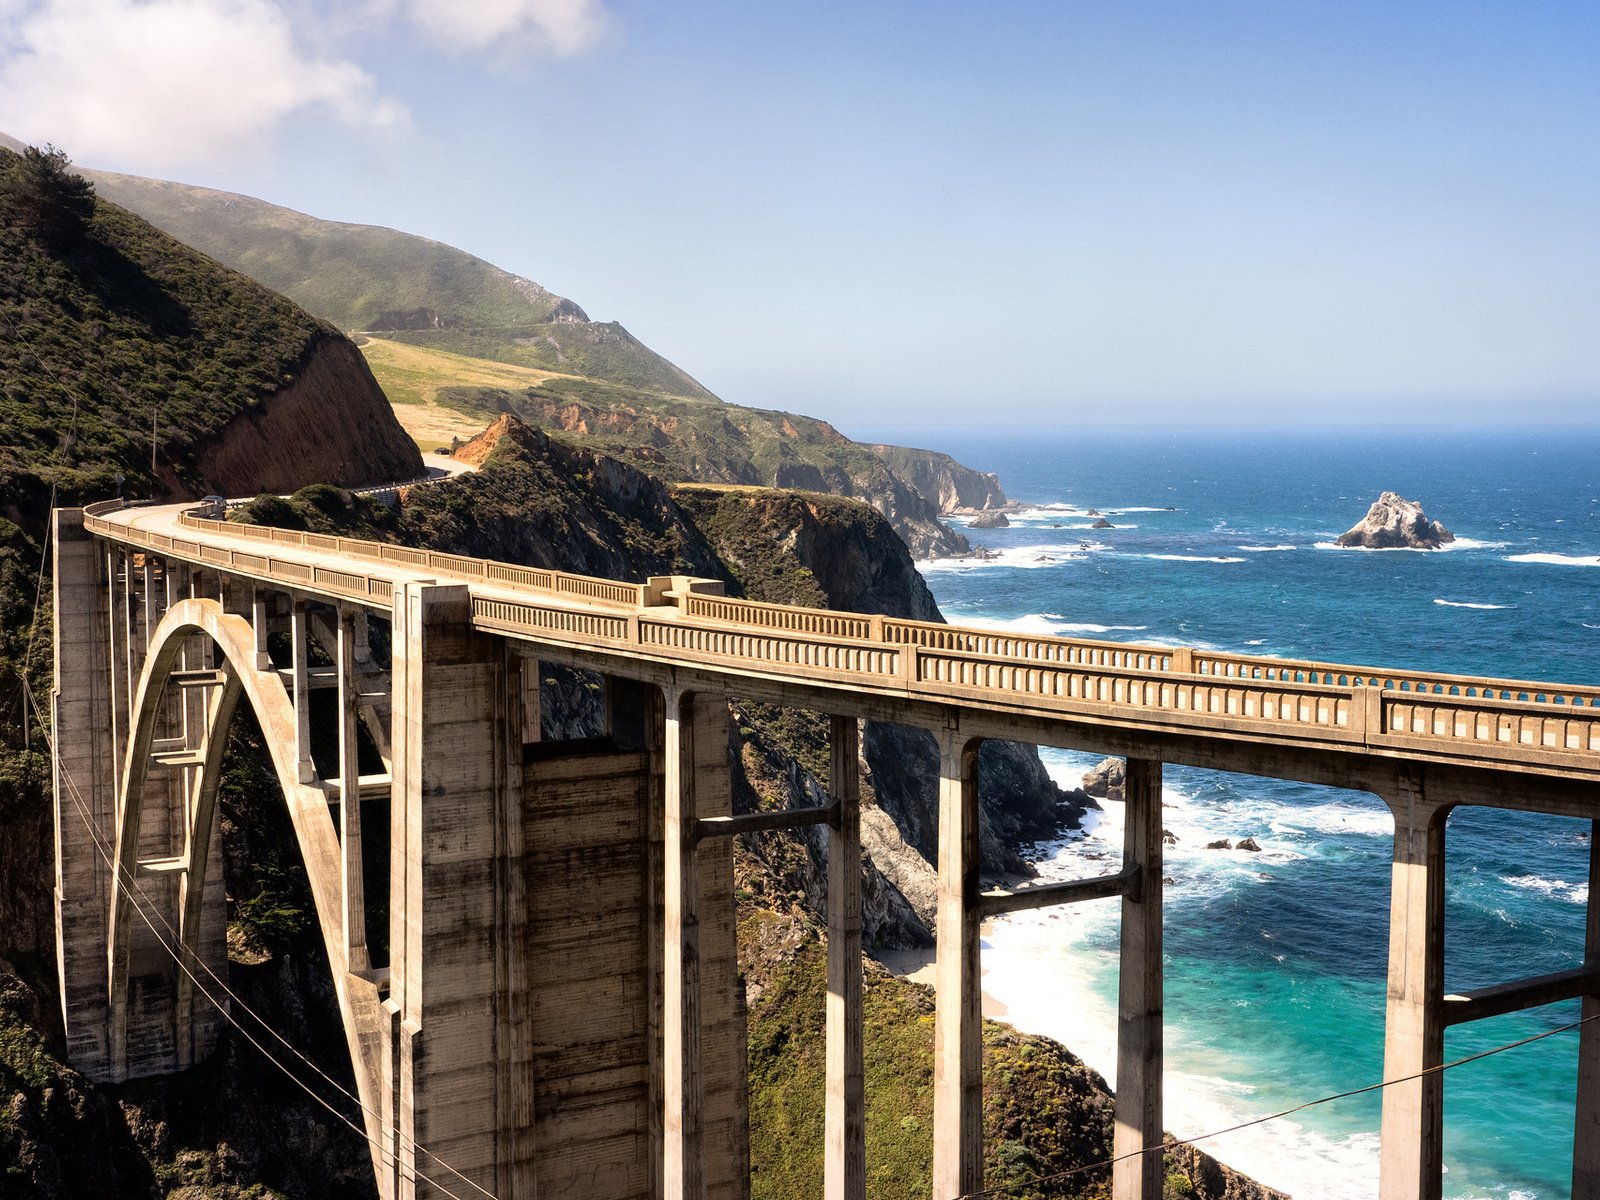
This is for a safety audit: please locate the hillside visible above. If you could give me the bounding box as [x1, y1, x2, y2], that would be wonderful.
[45, 151, 1005, 554]
[0, 145, 421, 1199]
[0, 145, 422, 510]
[0, 151, 1273, 1191]
[67, 163, 718, 403]
[437, 379, 975, 557]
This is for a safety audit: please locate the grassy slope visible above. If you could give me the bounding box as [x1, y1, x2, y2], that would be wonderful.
[73, 169, 718, 402]
[743, 924, 1123, 1200]
[357, 337, 568, 449]
[64, 153, 981, 556]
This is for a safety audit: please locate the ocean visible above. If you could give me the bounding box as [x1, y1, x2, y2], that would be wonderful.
[873, 425, 1600, 1199]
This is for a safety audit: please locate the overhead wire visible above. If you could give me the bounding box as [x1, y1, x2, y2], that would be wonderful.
[4, 260, 499, 1200]
[955, 1007, 1600, 1199]
[20, 673, 499, 1200]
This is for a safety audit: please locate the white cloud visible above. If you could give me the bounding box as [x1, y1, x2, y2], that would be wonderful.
[399, 0, 610, 56]
[0, 0, 406, 170]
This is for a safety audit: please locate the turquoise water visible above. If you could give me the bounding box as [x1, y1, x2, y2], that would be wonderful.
[871, 426, 1600, 1199]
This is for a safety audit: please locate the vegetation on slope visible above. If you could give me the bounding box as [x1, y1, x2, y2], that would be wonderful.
[70, 156, 987, 553]
[435, 384, 971, 557]
[743, 923, 1118, 1200]
[0, 144, 414, 1199]
[71, 169, 717, 402]
[0, 147, 348, 508]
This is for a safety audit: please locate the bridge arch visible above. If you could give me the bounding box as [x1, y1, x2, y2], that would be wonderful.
[105, 596, 389, 1169]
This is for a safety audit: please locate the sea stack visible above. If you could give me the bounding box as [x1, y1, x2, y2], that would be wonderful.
[1336, 492, 1455, 550]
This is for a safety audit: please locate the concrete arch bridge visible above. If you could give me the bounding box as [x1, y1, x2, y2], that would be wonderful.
[49, 499, 1600, 1200]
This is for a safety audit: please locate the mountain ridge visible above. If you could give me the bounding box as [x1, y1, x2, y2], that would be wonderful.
[27, 143, 1008, 554]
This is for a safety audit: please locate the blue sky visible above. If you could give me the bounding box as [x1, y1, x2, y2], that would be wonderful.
[3, 1, 1597, 431]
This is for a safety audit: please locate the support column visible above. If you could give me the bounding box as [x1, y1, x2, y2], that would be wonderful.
[1113, 758, 1164, 1200]
[122, 548, 137, 732]
[388, 582, 524, 1200]
[291, 599, 315, 784]
[105, 546, 127, 812]
[1378, 772, 1449, 1200]
[52, 510, 118, 1077]
[519, 656, 541, 746]
[662, 687, 703, 1200]
[933, 727, 982, 1200]
[826, 714, 865, 1200]
[251, 586, 271, 670]
[339, 607, 369, 976]
[1575, 818, 1600, 1200]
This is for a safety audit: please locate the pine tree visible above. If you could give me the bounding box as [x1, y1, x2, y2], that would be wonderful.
[0, 144, 97, 250]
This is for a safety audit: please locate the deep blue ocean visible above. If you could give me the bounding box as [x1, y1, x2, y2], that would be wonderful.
[863, 426, 1600, 1199]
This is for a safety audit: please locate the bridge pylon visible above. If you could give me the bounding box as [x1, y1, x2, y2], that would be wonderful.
[50, 506, 753, 1200]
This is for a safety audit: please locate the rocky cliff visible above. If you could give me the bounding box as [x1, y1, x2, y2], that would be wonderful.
[869, 442, 1009, 512]
[451, 390, 974, 559]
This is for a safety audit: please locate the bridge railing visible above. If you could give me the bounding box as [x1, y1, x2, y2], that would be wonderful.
[81, 502, 1600, 771]
[168, 510, 647, 606]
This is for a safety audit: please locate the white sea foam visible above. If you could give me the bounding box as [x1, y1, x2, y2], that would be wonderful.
[948, 612, 1151, 637]
[1433, 599, 1514, 610]
[1314, 536, 1507, 553]
[985, 896, 1381, 1200]
[1506, 552, 1600, 567]
[1237, 544, 1297, 552]
[1057, 622, 1149, 634]
[951, 613, 1069, 636]
[982, 769, 1389, 1199]
[916, 544, 1085, 572]
[1270, 801, 1394, 839]
[1500, 873, 1589, 905]
[1144, 553, 1248, 564]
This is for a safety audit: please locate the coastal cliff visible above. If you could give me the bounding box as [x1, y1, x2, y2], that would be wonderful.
[0, 150, 1282, 1198]
[450, 390, 974, 558]
[869, 442, 1009, 512]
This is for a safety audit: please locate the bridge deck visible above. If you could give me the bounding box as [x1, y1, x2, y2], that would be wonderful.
[85, 499, 1600, 787]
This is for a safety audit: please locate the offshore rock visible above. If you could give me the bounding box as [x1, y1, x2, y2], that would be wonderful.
[1082, 757, 1125, 803]
[1336, 492, 1455, 549]
[968, 511, 1009, 529]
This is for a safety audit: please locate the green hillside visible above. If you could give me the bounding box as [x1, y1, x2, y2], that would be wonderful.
[44, 143, 989, 555]
[73, 166, 718, 402]
[0, 145, 341, 508]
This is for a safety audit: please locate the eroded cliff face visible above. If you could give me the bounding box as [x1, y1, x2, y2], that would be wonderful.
[869, 443, 1009, 513]
[673, 483, 1089, 928]
[178, 335, 424, 497]
[450, 391, 975, 558]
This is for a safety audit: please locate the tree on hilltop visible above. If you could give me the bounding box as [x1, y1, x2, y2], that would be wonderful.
[0, 144, 96, 250]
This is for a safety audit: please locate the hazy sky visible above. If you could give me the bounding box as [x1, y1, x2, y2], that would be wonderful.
[3, 1, 1597, 431]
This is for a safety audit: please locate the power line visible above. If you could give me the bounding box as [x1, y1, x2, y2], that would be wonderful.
[956, 1008, 1600, 1199]
[20, 681, 499, 1200]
